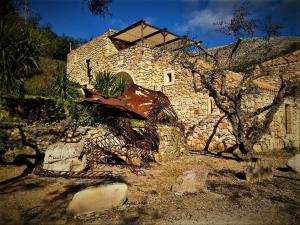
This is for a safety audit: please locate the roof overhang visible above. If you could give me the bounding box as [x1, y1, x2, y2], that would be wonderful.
[109, 20, 200, 50]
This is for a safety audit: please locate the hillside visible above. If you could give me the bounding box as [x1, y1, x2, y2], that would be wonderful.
[206, 36, 300, 71]
[24, 57, 65, 96]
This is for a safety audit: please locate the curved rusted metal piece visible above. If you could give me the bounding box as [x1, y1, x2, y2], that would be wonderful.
[36, 84, 179, 178]
[81, 84, 174, 121]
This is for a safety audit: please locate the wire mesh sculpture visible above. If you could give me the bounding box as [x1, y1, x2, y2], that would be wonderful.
[35, 84, 179, 178]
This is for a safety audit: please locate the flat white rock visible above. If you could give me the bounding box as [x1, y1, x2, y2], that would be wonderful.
[67, 183, 128, 216]
[287, 154, 300, 173]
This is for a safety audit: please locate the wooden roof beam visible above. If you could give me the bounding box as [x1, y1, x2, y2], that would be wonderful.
[130, 28, 167, 45]
[109, 20, 145, 38]
[153, 37, 181, 48]
[109, 36, 133, 45]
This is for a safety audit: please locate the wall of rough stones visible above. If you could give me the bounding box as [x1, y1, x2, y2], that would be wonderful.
[67, 31, 300, 152]
[157, 125, 186, 156]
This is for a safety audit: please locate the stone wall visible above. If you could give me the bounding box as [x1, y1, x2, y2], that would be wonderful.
[67, 31, 300, 153]
[157, 125, 186, 156]
[67, 30, 119, 84]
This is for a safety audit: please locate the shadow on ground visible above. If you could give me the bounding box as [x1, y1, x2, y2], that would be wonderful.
[1, 173, 128, 225]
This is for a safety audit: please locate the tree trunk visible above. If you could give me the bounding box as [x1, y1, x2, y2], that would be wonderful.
[18, 77, 25, 116]
[204, 115, 226, 153]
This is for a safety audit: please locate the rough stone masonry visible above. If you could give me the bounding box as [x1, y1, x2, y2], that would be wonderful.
[67, 23, 300, 153]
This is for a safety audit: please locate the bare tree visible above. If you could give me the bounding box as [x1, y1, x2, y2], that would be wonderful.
[259, 16, 285, 41]
[171, 3, 299, 158]
[215, 1, 256, 39]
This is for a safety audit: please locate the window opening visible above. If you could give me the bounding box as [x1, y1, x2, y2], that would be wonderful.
[207, 99, 213, 115]
[167, 73, 172, 83]
[164, 71, 174, 85]
[86, 59, 92, 83]
[285, 104, 292, 134]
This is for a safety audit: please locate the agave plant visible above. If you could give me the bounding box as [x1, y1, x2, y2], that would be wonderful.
[51, 64, 70, 100]
[51, 64, 82, 100]
[93, 71, 127, 97]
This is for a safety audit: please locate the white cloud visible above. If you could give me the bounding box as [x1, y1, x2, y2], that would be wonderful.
[176, 7, 232, 34]
[190, 9, 230, 29]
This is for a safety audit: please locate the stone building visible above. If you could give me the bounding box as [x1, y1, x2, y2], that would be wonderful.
[67, 20, 300, 152]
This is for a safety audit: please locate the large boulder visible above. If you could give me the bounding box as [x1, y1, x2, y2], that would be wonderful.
[243, 159, 273, 182]
[43, 141, 86, 172]
[172, 170, 208, 195]
[67, 183, 128, 216]
[287, 154, 300, 173]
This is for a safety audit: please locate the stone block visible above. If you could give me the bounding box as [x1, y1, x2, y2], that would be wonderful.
[43, 141, 86, 172]
[244, 160, 273, 182]
[193, 107, 200, 115]
[219, 122, 228, 129]
[172, 170, 208, 195]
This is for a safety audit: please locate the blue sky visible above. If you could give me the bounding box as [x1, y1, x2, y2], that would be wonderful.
[30, 0, 299, 47]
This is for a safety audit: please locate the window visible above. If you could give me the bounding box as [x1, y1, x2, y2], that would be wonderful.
[164, 71, 175, 85]
[86, 59, 92, 82]
[167, 73, 172, 83]
[207, 98, 213, 115]
[285, 104, 292, 134]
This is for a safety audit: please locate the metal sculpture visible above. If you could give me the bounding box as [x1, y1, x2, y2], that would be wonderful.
[35, 84, 179, 178]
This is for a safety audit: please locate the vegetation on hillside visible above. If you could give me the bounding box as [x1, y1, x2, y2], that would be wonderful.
[0, 17, 41, 100]
[24, 58, 64, 96]
[0, 0, 113, 100]
[0, 0, 80, 100]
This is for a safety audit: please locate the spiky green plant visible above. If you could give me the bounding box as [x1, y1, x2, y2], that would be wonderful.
[93, 71, 127, 97]
[51, 63, 81, 99]
[51, 64, 70, 100]
[0, 18, 41, 99]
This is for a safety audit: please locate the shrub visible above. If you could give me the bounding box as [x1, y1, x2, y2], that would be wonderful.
[93, 71, 127, 97]
[0, 18, 41, 98]
[24, 74, 53, 96]
[0, 128, 8, 162]
[51, 64, 81, 100]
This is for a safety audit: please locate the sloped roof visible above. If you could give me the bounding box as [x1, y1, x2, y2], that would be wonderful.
[109, 20, 198, 50]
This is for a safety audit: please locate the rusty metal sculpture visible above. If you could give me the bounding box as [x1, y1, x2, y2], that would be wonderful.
[35, 84, 179, 178]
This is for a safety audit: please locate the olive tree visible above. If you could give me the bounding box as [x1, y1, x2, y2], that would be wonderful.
[171, 2, 299, 157]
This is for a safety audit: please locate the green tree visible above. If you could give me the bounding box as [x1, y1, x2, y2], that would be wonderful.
[0, 18, 41, 101]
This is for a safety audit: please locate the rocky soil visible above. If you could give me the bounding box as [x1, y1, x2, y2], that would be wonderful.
[0, 151, 299, 225]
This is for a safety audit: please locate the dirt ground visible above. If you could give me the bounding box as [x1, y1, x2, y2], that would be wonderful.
[0, 152, 299, 225]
